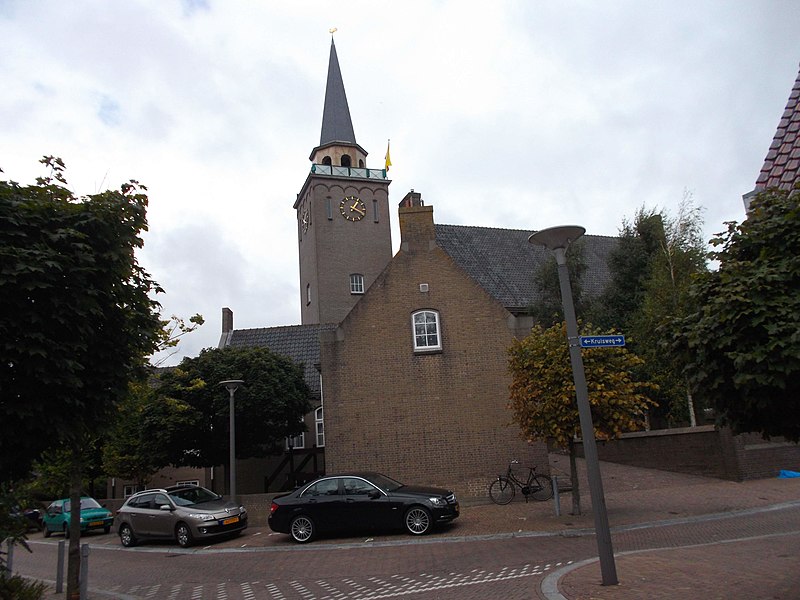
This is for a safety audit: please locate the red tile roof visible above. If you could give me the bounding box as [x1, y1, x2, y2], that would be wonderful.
[755, 63, 800, 192]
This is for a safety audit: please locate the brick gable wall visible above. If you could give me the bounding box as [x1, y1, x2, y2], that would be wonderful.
[321, 203, 547, 499]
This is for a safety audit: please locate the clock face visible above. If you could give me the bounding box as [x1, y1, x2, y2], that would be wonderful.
[339, 195, 366, 221]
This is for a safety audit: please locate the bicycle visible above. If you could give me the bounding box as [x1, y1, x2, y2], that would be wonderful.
[488, 460, 553, 504]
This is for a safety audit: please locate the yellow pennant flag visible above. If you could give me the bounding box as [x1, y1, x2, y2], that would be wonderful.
[384, 139, 392, 171]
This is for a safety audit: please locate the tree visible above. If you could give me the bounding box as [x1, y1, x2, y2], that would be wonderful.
[508, 322, 655, 514]
[673, 187, 800, 441]
[156, 346, 312, 470]
[0, 157, 163, 599]
[529, 239, 590, 327]
[102, 381, 197, 489]
[595, 196, 707, 427]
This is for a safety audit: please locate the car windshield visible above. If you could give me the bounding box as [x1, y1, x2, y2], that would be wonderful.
[366, 473, 404, 493]
[63, 498, 102, 512]
[167, 487, 219, 507]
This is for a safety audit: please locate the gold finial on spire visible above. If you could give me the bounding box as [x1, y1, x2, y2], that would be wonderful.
[329, 27, 338, 35]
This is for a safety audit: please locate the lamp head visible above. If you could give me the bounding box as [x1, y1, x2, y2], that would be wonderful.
[528, 225, 585, 250]
[219, 379, 244, 393]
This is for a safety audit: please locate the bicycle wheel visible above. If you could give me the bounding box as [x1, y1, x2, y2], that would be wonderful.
[489, 477, 515, 505]
[530, 475, 553, 501]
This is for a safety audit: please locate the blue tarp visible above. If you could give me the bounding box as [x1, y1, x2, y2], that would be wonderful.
[778, 470, 800, 478]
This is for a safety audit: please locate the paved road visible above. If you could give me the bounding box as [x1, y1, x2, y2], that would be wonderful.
[12, 500, 800, 599]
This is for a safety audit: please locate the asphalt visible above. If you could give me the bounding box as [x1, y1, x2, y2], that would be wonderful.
[28, 453, 800, 599]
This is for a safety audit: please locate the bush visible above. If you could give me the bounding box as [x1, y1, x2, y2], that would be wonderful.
[0, 571, 47, 600]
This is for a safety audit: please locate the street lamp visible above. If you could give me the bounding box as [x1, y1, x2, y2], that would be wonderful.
[219, 380, 244, 502]
[528, 225, 618, 586]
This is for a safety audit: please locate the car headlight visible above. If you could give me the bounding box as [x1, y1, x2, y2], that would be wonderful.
[429, 497, 447, 507]
[187, 513, 215, 521]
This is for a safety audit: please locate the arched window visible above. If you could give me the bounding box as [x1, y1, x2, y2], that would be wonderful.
[341, 154, 352, 167]
[322, 156, 332, 166]
[358, 159, 364, 168]
[412, 310, 441, 352]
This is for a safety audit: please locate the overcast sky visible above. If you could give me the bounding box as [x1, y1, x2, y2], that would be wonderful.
[2, 1, 799, 365]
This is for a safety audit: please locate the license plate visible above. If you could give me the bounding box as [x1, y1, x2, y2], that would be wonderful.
[221, 516, 239, 525]
[90, 521, 103, 527]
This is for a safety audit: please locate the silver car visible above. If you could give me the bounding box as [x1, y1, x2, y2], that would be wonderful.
[114, 485, 247, 548]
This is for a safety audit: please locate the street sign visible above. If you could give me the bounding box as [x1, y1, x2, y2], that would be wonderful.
[580, 335, 626, 348]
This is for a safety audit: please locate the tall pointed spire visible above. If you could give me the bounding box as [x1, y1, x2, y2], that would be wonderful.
[320, 38, 356, 146]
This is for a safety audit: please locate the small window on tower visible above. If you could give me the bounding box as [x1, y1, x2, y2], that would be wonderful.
[373, 199, 379, 222]
[341, 154, 352, 167]
[350, 274, 364, 294]
[322, 156, 332, 166]
[306, 284, 312, 305]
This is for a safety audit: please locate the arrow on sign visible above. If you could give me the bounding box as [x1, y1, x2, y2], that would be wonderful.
[579, 335, 626, 348]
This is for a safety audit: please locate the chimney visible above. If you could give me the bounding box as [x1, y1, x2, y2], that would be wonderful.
[398, 190, 436, 252]
[218, 308, 234, 348]
[222, 307, 233, 334]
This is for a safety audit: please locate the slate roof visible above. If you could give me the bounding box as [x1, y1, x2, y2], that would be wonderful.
[319, 38, 356, 146]
[755, 63, 800, 192]
[223, 324, 337, 399]
[434, 224, 617, 313]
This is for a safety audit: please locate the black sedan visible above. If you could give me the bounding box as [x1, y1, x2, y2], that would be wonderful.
[268, 472, 459, 543]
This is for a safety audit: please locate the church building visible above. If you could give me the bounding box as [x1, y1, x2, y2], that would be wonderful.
[219, 38, 617, 497]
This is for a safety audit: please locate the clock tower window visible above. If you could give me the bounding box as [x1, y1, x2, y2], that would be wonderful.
[341, 154, 352, 167]
[322, 156, 332, 166]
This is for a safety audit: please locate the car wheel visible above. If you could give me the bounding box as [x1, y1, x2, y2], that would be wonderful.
[290, 515, 315, 543]
[43, 524, 51, 538]
[175, 523, 193, 548]
[119, 524, 136, 548]
[404, 506, 431, 535]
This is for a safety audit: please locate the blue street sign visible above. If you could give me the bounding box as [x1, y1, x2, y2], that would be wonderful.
[580, 335, 626, 348]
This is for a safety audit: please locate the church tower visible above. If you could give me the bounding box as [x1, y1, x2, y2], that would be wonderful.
[295, 39, 392, 324]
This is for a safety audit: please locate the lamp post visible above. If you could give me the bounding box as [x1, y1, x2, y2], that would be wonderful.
[219, 380, 244, 502]
[528, 225, 618, 586]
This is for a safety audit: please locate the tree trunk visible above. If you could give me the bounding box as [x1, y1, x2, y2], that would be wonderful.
[569, 438, 581, 516]
[67, 455, 82, 600]
[685, 377, 697, 427]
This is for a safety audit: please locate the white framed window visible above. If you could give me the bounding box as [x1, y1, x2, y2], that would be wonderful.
[315, 406, 325, 447]
[412, 310, 441, 352]
[123, 485, 140, 498]
[176, 480, 199, 487]
[286, 432, 305, 450]
[350, 273, 364, 294]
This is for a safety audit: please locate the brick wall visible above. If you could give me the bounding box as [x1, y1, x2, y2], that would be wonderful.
[320, 202, 547, 501]
[575, 425, 800, 481]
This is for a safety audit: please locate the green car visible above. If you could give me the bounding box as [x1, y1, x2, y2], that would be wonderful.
[42, 497, 113, 538]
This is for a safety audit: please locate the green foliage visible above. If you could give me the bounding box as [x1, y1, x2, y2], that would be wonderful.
[507, 322, 655, 448]
[673, 187, 800, 441]
[0, 157, 163, 481]
[153, 313, 205, 367]
[594, 197, 708, 426]
[156, 347, 312, 468]
[102, 380, 197, 487]
[529, 239, 590, 327]
[0, 571, 47, 600]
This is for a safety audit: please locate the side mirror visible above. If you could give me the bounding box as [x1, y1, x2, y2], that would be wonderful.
[368, 490, 381, 500]
[159, 505, 173, 512]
